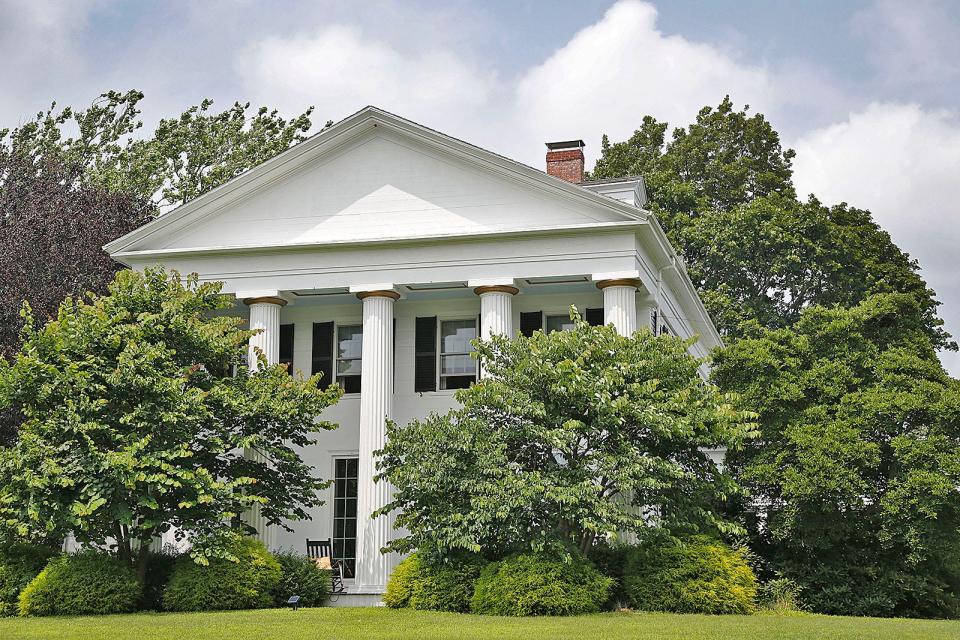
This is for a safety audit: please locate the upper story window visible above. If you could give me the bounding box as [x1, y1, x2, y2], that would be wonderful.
[545, 314, 576, 333]
[336, 324, 363, 393]
[439, 318, 477, 390]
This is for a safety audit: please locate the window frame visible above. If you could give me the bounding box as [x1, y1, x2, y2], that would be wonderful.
[334, 323, 363, 394]
[437, 317, 479, 390]
[331, 455, 359, 579]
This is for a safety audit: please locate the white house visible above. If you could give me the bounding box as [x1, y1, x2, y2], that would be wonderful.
[105, 106, 721, 603]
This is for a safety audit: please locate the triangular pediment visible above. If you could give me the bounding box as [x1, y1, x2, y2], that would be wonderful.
[109, 108, 642, 254]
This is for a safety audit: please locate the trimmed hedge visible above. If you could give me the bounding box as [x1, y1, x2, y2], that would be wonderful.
[470, 553, 612, 616]
[18, 551, 141, 616]
[624, 536, 757, 614]
[271, 550, 330, 608]
[0, 544, 57, 617]
[384, 552, 485, 613]
[163, 539, 281, 612]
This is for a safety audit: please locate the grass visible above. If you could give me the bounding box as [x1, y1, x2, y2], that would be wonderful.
[1, 607, 959, 640]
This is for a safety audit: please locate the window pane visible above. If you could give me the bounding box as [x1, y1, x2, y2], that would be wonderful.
[545, 315, 576, 334]
[337, 358, 362, 376]
[339, 375, 362, 394]
[441, 375, 475, 390]
[440, 354, 476, 376]
[440, 319, 476, 354]
[337, 325, 363, 359]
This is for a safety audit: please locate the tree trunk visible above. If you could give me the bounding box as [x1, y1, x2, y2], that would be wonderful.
[135, 541, 152, 585]
[578, 531, 596, 558]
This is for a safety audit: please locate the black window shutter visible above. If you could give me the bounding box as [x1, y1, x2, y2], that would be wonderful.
[312, 321, 335, 389]
[585, 307, 604, 327]
[279, 324, 295, 374]
[414, 316, 437, 392]
[519, 311, 543, 337]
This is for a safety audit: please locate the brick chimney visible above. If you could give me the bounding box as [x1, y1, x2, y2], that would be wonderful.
[545, 140, 585, 183]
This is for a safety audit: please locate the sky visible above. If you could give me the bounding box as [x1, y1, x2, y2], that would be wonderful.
[2, 0, 959, 373]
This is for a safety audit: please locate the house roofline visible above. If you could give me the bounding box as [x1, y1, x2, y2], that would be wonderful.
[104, 105, 647, 255]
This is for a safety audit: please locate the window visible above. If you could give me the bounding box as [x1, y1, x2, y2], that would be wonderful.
[279, 324, 295, 374]
[545, 314, 576, 333]
[336, 325, 363, 394]
[332, 457, 358, 578]
[439, 318, 477, 390]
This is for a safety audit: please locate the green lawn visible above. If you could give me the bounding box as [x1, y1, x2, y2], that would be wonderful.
[1, 608, 959, 640]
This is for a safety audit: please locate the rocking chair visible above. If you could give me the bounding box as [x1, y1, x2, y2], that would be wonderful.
[306, 538, 346, 598]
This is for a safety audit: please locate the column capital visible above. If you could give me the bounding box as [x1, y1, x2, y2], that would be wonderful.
[596, 278, 642, 290]
[356, 290, 401, 301]
[473, 284, 519, 296]
[242, 296, 288, 306]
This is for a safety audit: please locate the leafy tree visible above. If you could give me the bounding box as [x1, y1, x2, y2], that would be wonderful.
[589, 97, 952, 350]
[0, 268, 342, 581]
[1, 91, 315, 210]
[99, 99, 314, 209]
[377, 313, 756, 560]
[712, 294, 960, 618]
[0, 154, 152, 444]
[0, 93, 316, 439]
[679, 194, 944, 343]
[590, 97, 796, 230]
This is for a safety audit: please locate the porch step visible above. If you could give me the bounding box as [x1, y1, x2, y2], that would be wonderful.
[327, 593, 384, 607]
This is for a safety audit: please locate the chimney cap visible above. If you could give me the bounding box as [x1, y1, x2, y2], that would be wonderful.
[545, 139, 585, 150]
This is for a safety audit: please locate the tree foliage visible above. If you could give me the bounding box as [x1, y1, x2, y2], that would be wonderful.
[712, 294, 960, 617]
[0, 268, 342, 579]
[589, 97, 951, 350]
[0, 90, 315, 209]
[377, 313, 756, 559]
[0, 92, 317, 440]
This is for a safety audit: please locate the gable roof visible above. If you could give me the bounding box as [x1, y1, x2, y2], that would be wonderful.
[104, 106, 647, 255]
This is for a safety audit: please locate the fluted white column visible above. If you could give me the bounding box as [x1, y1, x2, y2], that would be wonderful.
[598, 279, 640, 336]
[474, 284, 518, 378]
[242, 295, 287, 549]
[354, 289, 399, 593]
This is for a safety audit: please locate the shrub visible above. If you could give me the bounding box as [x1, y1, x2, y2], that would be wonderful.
[384, 551, 485, 613]
[624, 536, 757, 614]
[0, 544, 57, 617]
[271, 550, 330, 608]
[470, 553, 612, 616]
[757, 577, 804, 613]
[18, 551, 141, 616]
[140, 548, 180, 611]
[163, 539, 281, 612]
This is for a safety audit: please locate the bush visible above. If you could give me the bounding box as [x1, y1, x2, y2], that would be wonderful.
[0, 544, 57, 617]
[470, 553, 612, 616]
[625, 536, 757, 614]
[18, 551, 141, 616]
[163, 539, 281, 612]
[271, 550, 330, 608]
[757, 577, 803, 613]
[384, 551, 485, 613]
[140, 548, 179, 611]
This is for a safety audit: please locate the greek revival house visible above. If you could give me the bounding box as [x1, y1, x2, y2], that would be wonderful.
[105, 106, 721, 601]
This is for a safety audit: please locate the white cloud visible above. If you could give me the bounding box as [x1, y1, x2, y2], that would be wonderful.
[509, 0, 778, 163]
[793, 103, 960, 373]
[238, 24, 499, 138]
[852, 0, 960, 90]
[236, 1, 797, 167]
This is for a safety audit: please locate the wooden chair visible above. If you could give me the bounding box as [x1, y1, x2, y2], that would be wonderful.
[306, 538, 346, 596]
